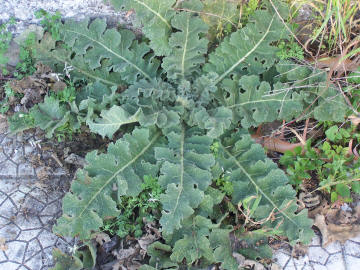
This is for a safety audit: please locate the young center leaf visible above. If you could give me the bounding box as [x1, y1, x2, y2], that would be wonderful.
[155, 125, 215, 234]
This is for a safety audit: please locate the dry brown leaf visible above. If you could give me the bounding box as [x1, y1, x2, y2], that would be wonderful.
[112, 247, 137, 261]
[232, 252, 266, 270]
[310, 56, 360, 73]
[348, 115, 360, 127]
[94, 232, 111, 246]
[137, 233, 157, 251]
[251, 134, 303, 153]
[51, 81, 67, 92]
[0, 237, 7, 251]
[291, 243, 308, 258]
[314, 214, 360, 247]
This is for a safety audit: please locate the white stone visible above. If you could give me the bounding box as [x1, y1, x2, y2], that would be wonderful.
[0, 216, 8, 226]
[0, 223, 20, 241]
[0, 192, 7, 205]
[326, 253, 345, 270]
[0, 180, 18, 194]
[0, 262, 21, 270]
[0, 160, 17, 177]
[24, 239, 42, 260]
[10, 190, 25, 205]
[15, 215, 42, 230]
[41, 201, 60, 215]
[311, 235, 321, 246]
[344, 241, 360, 257]
[17, 229, 41, 241]
[293, 254, 309, 268]
[345, 255, 360, 270]
[325, 241, 342, 254]
[18, 163, 35, 177]
[308, 246, 329, 265]
[273, 251, 290, 267]
[4, 241, 26, 262]
[0, 152, 7, 163]
[284, 259, 296, 270]
[37, 230, 59, 248]
[24, 252, 43, 270]
[0, 198, 17, 218]
[14, 8, 32, 21]
[312, 264, 327, 270]
[0, 250, 6, 261]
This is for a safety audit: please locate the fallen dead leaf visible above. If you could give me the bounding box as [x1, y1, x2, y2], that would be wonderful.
[137, 233, 157, 251]
[314, 213, 360, 247]
[291, 243, 308, 258]
[112, 247, 137, 261]
[0, 237, 7, 251]
[232, 252, 266, 270]
[94, 232, 111, 246]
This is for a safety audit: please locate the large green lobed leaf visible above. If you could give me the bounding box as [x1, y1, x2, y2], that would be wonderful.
[53, 127, 161, 239]
[111, 0, 176, 56]
[204, 6, 290, 83]
[61, 18, 159, 84]
[155, 125, 215, 234]
[216, 75, 303, 128]
[162, 11, 209, 80]
[217, 129, 314, 245]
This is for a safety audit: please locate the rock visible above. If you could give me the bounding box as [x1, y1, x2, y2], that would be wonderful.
[2, 40, 20, 67]
[13, 24, 44, 45]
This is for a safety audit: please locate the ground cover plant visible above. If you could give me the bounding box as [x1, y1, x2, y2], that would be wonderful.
[2, 0, 359, 269]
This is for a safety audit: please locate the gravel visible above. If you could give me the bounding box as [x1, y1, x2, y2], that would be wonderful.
[0, 0, 133, 35]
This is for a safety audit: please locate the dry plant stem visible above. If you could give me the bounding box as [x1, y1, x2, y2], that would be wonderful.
[295, 39, 360, 122]
[268, 0, 315, 59]
[335, 81, 359, 116]
[303, 118, 309, 141]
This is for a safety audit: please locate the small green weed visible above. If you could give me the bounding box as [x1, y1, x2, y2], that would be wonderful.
[0, 82, 14, 113]
[214, 175, 234, 196]
[0, 82, 24, 114]
[102, 175, 163, 238]
[13, 32, 37, 79]
[35, 9, 62, 40]
[0, 17, 16, 75]
[50, 83, 77, 104]
[277, 39, 304, 60]
[280, 137, 360, 202]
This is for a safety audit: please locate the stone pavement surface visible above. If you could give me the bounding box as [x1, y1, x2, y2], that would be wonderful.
[0, 130, 360, 270]
[273, 234, 360, 270]
[0, 130, 75, 270]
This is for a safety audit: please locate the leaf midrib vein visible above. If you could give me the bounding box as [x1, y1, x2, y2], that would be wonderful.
[214, 15, 276, 85]
[181, 16, 190, 78]
[65, 29, 151, 80]
[221, 143, 299, 228]
[78, 131, 160, 217]
[171, 125, 185, 217]
[135, 0, 171, 29]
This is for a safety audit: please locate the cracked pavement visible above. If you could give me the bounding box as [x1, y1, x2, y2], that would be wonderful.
[0, 130, 74, 270]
